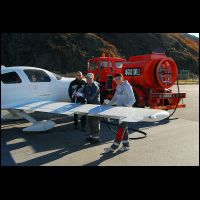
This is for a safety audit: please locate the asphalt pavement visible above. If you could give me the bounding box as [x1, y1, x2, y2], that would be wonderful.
[1, 85, 199, 166]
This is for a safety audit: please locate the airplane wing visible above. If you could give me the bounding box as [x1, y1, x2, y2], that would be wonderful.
[11, 100, 169, 122]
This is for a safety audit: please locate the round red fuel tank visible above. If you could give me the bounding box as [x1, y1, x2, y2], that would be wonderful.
[123, 53, 178, 90]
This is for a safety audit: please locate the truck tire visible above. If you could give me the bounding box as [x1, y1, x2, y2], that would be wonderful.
[132, 89, 145, 108]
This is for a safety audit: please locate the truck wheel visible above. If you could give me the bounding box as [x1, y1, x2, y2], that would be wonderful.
[133, 92, 145, 108]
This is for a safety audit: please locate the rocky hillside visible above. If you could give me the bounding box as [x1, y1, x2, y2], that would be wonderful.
[1, 33, 199, 75]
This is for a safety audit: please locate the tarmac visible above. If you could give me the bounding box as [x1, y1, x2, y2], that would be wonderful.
[1, 85, 199, 166]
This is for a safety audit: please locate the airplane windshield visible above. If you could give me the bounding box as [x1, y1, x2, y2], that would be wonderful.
[52, 72, 63, 80]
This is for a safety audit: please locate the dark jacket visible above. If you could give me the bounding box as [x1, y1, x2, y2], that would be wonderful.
[83, 81, 100, 104]
[68, 79, 87, 103]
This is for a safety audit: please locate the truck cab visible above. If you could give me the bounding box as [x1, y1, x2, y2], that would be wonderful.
[87, 54, 126, 103]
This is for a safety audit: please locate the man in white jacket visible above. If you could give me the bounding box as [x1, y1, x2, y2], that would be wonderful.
[104, 73, 136, 152]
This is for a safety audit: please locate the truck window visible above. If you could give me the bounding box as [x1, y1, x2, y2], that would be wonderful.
[101, 61, 108, 68]
[115, 62, 123, 69]
[1, 72, 22, 84]
[100, 60, 112, 68]
[24, 69, 51, 82]
[109, 61, 113, 68]
[89, 61, 98, 70]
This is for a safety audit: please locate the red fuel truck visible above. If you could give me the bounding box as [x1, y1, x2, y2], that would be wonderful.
[87, 52, 186, 110]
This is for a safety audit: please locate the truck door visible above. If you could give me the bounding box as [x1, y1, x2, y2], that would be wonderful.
[88, 60, 99, 81]
[99, 60, 113, 89]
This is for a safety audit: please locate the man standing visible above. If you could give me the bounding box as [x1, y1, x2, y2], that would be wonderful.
[83, 73, 101, 144]
[68, 71, 87, 131]
[104, 73, 136, 152]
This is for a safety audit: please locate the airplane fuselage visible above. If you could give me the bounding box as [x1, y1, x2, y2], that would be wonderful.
[1, 66, 73, 109]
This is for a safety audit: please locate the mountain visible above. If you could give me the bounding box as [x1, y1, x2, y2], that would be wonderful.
[181, 33, 199, 43]
[1, 33, 199, 75]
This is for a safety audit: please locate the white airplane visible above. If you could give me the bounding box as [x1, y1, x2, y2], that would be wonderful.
[1, 66, 170, 132]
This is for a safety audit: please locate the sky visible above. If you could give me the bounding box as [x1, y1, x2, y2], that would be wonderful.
[188, 33, 199, 38]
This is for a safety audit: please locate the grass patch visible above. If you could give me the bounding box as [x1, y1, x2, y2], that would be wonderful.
[176, 79, 199, 85]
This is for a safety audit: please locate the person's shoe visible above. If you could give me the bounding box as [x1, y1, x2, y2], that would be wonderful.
[86, 136, 101, 144]
[104, 147, 115, 153]
[118, 146, 129, 152]
[86, 136, 93, 142]
[90, 137, 102, 144]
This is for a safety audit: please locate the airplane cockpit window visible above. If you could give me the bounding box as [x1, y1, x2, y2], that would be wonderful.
[1, 72, 22, 84]
[24, 69, 51, 82]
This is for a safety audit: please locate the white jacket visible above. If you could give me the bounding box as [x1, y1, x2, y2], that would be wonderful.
[107, 80, 136, 107]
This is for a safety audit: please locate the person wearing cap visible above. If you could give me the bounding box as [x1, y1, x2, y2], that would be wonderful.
[68, 71, 87, 131]
[104, 73, 136, 152]
[83, 73, 101, 144]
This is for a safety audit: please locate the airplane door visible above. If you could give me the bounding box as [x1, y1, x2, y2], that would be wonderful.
[23, 69, 53, 101]
[1, 71, 27, 107]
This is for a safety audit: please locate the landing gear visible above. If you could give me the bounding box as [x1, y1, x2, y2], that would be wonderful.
[1, 109, 23, 120]
[132, 92, 145, 108]
[10, 109, 56, 132]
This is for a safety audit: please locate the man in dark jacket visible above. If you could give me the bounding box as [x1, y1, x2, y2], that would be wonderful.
[68, 71, 87, 131]
[83, 73, 101, 144]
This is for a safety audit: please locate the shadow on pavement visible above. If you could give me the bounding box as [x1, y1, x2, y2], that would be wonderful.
[83, 151, 126, 166]
[1, 114, 173, 166]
